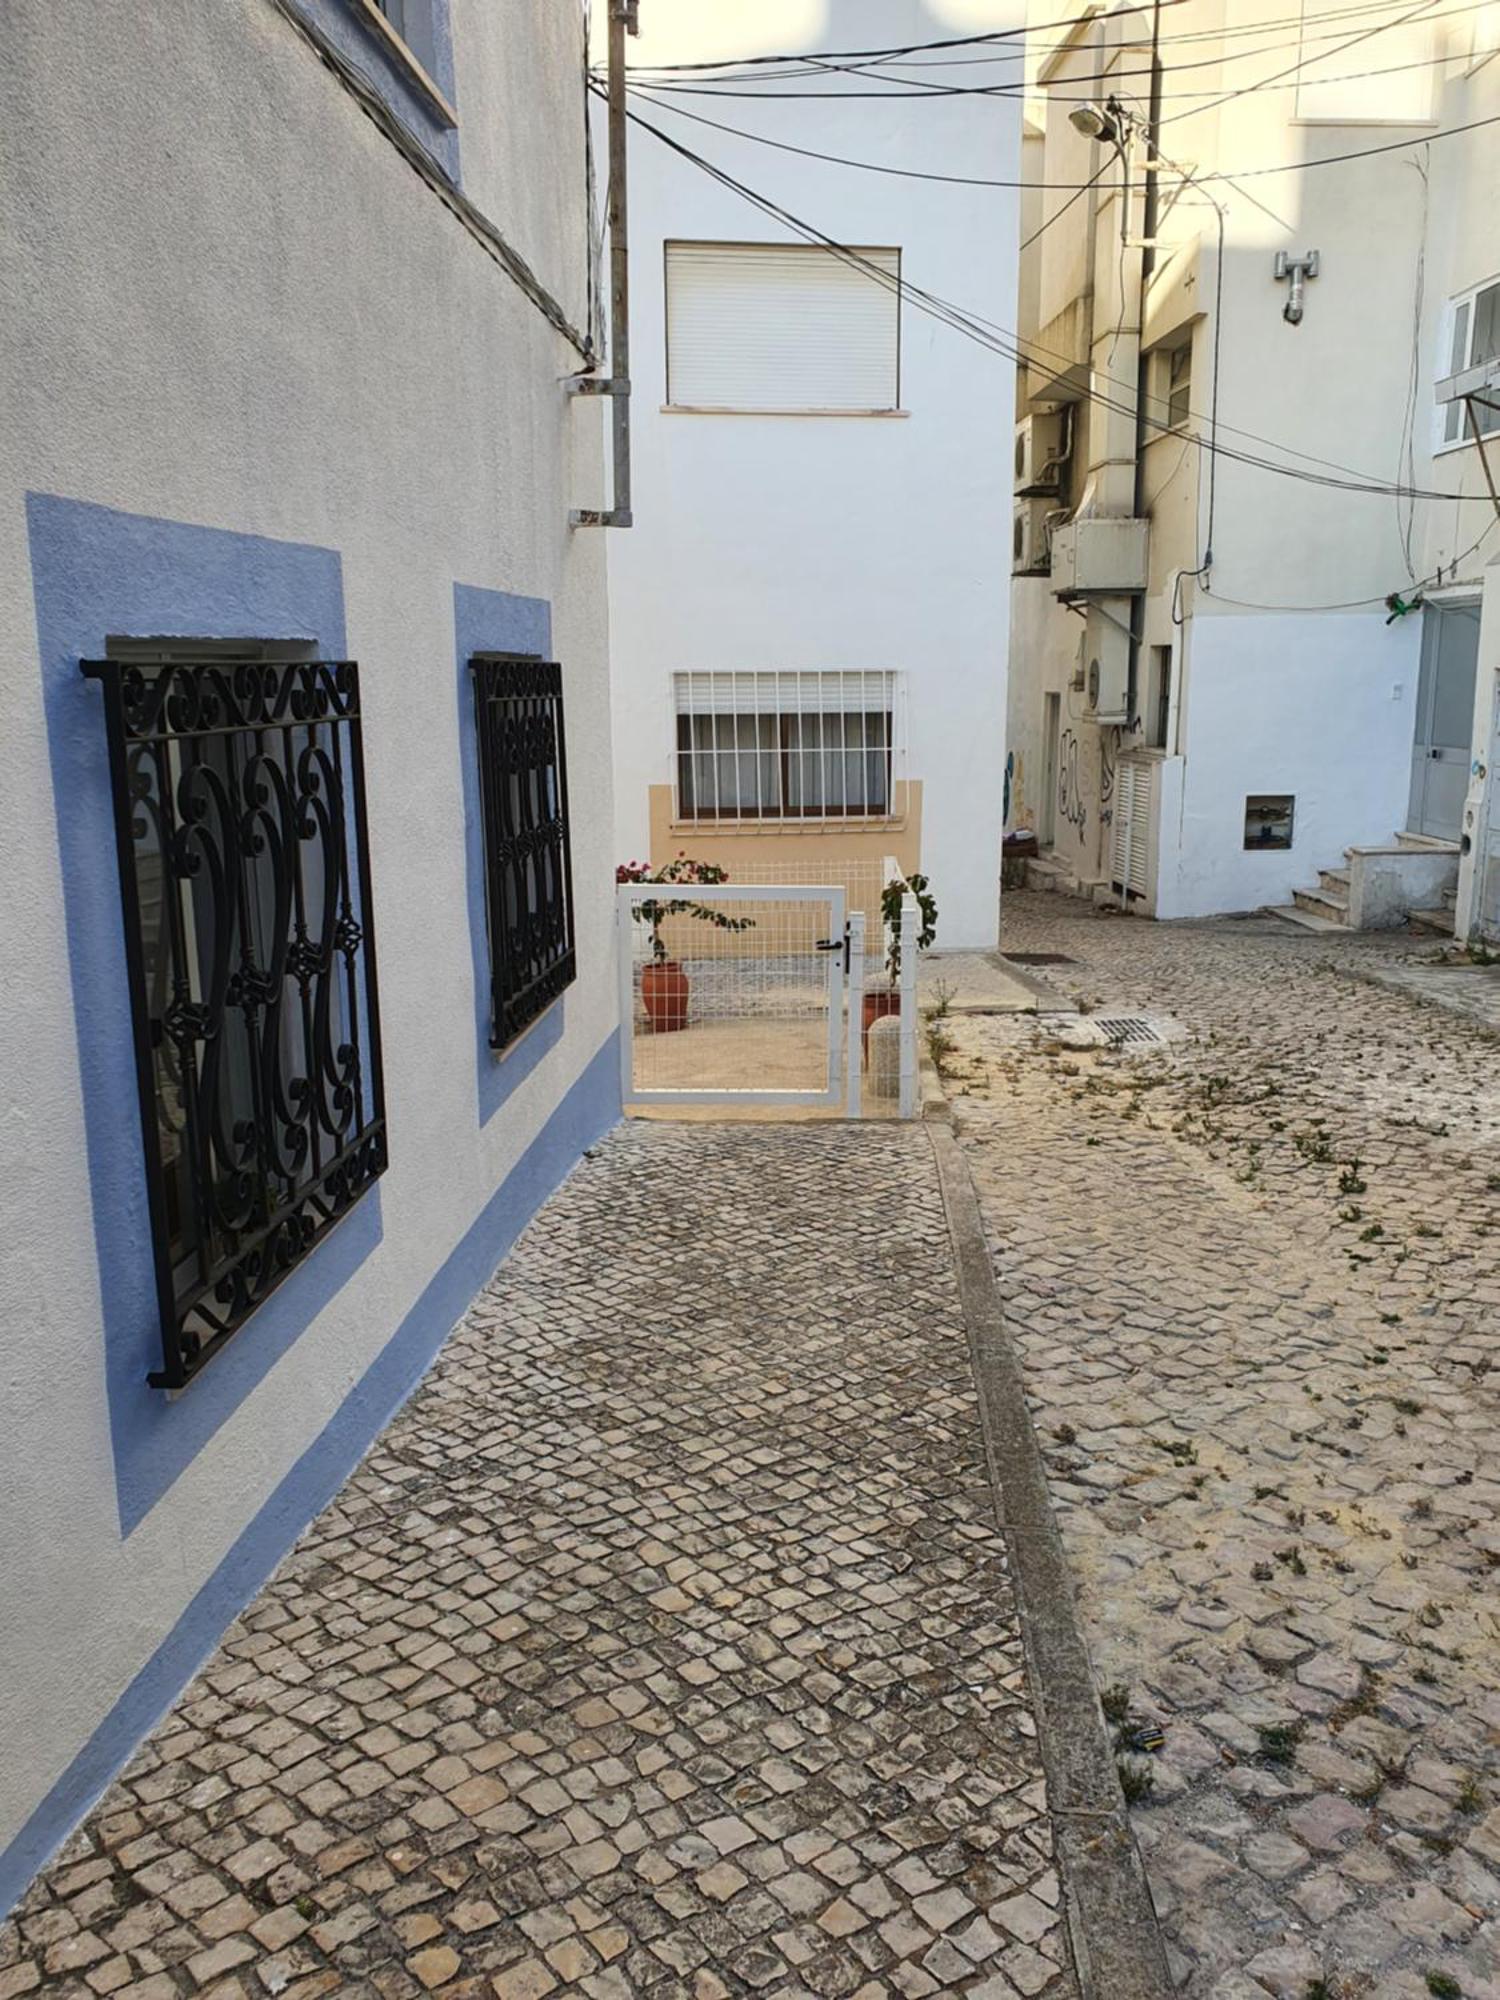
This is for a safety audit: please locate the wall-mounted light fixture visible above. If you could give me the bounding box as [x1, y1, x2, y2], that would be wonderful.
[1273, 250, 1320, 325]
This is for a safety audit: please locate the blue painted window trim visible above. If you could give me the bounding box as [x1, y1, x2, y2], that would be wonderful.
[0, 1031, 620, 1922]
[285, 0, 460, 184]
[26, 495, 384, 1536]
[454, 583, 568, 1127]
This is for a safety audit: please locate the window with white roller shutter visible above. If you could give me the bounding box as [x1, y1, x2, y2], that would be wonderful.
[664, 241, 902, 413]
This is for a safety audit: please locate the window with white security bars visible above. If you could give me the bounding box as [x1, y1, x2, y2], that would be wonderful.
[674, 673, 900, 822]
[665, 242, 902, 413]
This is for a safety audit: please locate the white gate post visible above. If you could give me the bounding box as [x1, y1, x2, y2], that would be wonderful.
[899, 893, 919, 1120]
[616, 886, 635, 1105]
[845, 910, 865, 1120]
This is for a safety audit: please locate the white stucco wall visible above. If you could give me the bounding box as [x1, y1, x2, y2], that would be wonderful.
[1157, 612, 1422, 918]
[606, 0, 1021, 950]
[0, 0, 617, 1888]
[1010, 0, 1497, 921]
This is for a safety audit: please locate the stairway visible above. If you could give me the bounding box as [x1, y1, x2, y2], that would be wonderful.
[1290, 865, 1351, 928]
[1409, 879, 1458, 936]
[1267, 832, 1460, 933]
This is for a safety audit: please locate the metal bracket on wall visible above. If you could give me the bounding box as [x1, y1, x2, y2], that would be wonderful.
[564, 376, 631, 397]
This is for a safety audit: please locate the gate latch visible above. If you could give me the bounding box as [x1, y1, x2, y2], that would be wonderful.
[815, 931, 852, 974]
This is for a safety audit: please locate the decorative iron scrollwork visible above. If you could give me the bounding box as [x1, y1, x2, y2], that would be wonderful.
[83, 656, 387, 1390]
[470, 655, 576, 1049]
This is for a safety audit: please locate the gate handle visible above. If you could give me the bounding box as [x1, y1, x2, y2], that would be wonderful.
[815, 933, 852, 974]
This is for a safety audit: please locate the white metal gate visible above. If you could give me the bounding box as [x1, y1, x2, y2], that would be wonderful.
[617, 882, 862, 1110]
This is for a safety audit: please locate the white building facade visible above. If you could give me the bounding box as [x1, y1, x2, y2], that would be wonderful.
[1007, 0, 1500, 933]
[606, 0, 1022, 952]
[0, 0, 620, 1906]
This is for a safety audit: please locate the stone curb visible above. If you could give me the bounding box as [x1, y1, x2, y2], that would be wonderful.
[927, 1121, 1174, 2000]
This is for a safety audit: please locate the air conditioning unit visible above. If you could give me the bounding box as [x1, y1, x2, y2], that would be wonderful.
[1014, 412, 1068, 496]
[1013, 500, 1054, 576]
[1083, 604, 1131, 722]
[1050, 517, 1150, 599]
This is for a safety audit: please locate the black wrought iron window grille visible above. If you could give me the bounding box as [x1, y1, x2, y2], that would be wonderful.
[469, 654, 576, 1050]
[83, 656, 388, 1391]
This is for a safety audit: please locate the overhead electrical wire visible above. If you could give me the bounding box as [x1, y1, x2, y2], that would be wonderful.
[610, 0, 1475, 74]
[614, 0, 1497, 95]
[607, 15, 1142, 70]
[610, 96, 1489, 506]
[627, 40, 1487, 110]
[1162, 0, 1446, 123]
[621, 80, 1500, 193]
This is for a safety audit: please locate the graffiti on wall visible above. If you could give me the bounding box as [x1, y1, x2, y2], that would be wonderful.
[1098, 727, 1116, 830]
[1005, 749, 1033, 831]
[1058, 729, 1087, 839]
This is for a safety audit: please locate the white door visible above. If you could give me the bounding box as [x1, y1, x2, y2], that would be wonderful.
[1409, 603, 1480, 839]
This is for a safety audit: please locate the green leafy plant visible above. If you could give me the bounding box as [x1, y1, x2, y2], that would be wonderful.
[881, 872, 938, 983]
[1258, 1720, 1305, 1763]
[1116, 1757, 1155, 1805]
[617, 857, 755, 963]
[1100, 1683, 1133, 1726]
[1424, 1973, 1463, 1998]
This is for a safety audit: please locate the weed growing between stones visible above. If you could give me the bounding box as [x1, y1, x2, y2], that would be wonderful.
[1258, 1721, 1305, 1763]
[1117, 1757, 1155, 1805]
[1100, 1683, 1132, 1726]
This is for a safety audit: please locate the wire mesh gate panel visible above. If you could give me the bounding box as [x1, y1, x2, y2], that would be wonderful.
[617, 883, 845, 1106]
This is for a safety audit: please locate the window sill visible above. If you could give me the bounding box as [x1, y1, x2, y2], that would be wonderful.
[1433, 429, 1500, 456]
[669, 816, 908, 835]
[491, 989, 566, 1063]
[661, 405, 910, 420]
[1287, 113, 1439, 129]
[348, 0, 458, 125]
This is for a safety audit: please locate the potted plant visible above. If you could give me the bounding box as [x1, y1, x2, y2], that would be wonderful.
[617, 856, 755, 1032]
[864, 873, 938, 1059]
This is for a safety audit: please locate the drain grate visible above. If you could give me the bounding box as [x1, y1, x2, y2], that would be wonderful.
[1007, 952, 1078, 966]
[1094, 1015, 1162, 1045]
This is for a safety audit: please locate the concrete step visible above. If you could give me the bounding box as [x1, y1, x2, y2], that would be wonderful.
[1394, 831, 1461, 854]
[1292, 885, 1349, 923]
[1318, 867, 1351, 896]
[1410, 905, 1456, 935]
[1264, 903, 1346, 933]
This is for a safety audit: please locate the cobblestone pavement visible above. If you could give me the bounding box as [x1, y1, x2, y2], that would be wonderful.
[945, 893, 1500, 2000]
[1, 1124, 1077, 2000]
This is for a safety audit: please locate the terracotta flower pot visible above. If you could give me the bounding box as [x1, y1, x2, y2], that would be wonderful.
[641, 958, 689, 1033]
[861, 987, 901, 1062]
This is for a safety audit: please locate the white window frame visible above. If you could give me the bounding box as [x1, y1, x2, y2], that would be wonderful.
[671, 672, 904, 825]
[1436, 275, 1500, 453]
[663, 241, 904, 417]
[1146, 334, 1193, 435]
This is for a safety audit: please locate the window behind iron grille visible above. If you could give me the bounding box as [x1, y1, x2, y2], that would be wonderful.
[470, 655, 576, 1049]
[83, 654, 387, 1391]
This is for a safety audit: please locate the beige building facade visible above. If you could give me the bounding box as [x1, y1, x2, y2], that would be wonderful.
[1008, 0, 1500, 936]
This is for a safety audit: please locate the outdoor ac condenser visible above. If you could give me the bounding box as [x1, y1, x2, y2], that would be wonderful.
[1013, 412, 1067, 496]
[1049, 517, 1149, 599]
[1083, 605, 1131, 723]
[1012, 499, 1055, 576]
